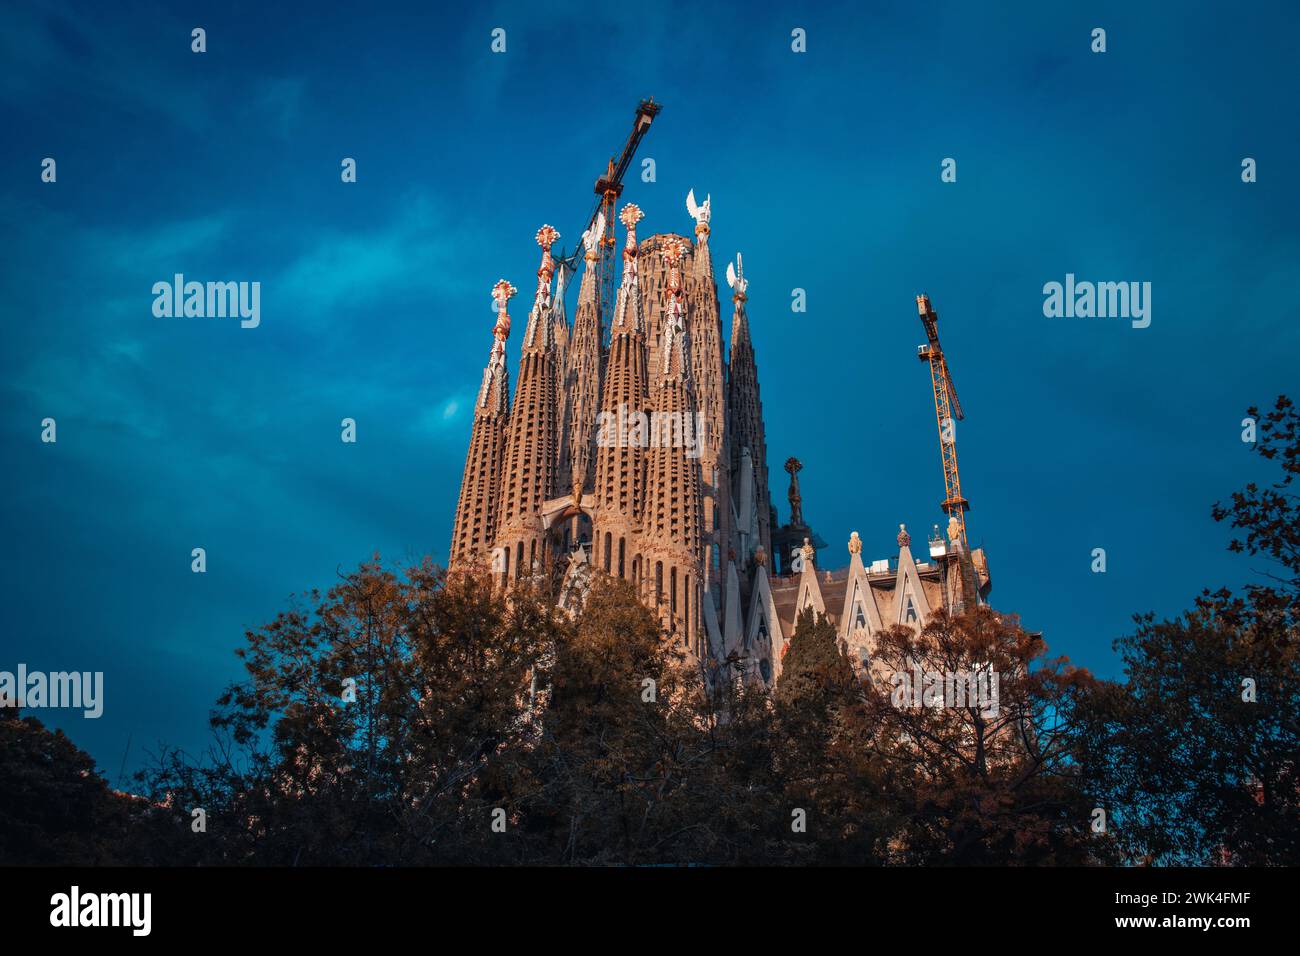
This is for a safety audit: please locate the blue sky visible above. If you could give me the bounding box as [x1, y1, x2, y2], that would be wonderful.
[2, 0, 1297, 779]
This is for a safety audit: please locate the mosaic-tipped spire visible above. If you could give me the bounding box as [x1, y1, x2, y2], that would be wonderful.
[613, 203, 645, 333]
[450, 283, 517, 568]
[660, 236, 689, 379]
[523, 225, 559, 351]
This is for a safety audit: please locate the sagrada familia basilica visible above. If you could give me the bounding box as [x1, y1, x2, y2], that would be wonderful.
[448, 192, 990, 685]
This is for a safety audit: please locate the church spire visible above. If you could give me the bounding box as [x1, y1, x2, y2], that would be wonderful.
[449, 281, 515, 569]
[593, 204, 651, 579]
[660, 237, 691, 380]
[683, 189, 728, 610]
[562, 213, 606, 498]
[642, 236, 706, 654]
[522, 224, 559, 352]
[686, 188, 713, 280]
[726, 252, 772, 562]
[497, 228, 563, 580]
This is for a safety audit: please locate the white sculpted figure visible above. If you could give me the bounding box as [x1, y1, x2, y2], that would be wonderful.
[581, 211, 605, 260]
[725, 252, 747, 298]
[686, 188, 711, 230]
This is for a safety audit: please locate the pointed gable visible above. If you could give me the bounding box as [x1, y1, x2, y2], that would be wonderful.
[745, 561, 783, 684]
[795, 542, 825, 618]
[893, 524, 932, 628]
[838, 533, 884, 641]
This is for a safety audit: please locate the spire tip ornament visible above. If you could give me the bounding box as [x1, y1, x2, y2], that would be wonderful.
[726, 252, 747, 302]
[686, 188, 711, 239]
[897, 523, 911, 548]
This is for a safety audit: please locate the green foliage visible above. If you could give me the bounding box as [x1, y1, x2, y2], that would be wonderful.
[1081, 396, 1300, 864]
[5, 397, 1296, 865]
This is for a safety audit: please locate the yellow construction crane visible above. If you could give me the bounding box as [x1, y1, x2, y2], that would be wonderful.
[915, 294, 980, 610]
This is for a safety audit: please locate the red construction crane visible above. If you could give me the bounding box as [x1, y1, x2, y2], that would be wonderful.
[561, 98, 661, 328]
[915, 294, 980, 610]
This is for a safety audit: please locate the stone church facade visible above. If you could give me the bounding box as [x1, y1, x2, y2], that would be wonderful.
[449, 193, 990, 685]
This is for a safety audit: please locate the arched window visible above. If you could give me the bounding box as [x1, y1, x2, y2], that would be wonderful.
[604, 532, 612, 573]
[618, 537, 626, 579]
[655, 562, 663, 605]
[670, 567, 678, 616]
[515, 542, 523, 580]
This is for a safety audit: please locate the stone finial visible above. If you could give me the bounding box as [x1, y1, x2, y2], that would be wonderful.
[491, 280, 517, 332]
[897, 523, 911, 548]
[661, 236, 688, 292]
[534, 225, 559, 288]
[947, 514, 961, 545]
[686, 189, 711, 239]
[801, 536, 815, 566]
[620, 204, 644, 273]
[726, 252, 747, 302]
[754, 545, 768, 567]
[620, 202, 644, 234]
[785, 457, 804, 527]
[848, 531, 862, 555]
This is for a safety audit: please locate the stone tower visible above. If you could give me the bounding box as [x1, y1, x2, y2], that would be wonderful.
[726, 252, 771, 565]
[447, 185, 994, 686]
[562, 217, 605, 502]
[683, 190, 730, 614]
[495, 225, 562, 580]
[640, 236, 706, 654]
[592, 204, 650, 581]
[449, 279, 514, 568]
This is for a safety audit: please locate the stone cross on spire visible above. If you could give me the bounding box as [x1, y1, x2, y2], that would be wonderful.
[785, 456, 803, 527]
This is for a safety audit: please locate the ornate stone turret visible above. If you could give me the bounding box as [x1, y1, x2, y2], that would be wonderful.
[726, 251, 771, 564]
[641, 236, 706, 653]
[592, 204, 650, 582]
[562, 214, 606, 501]
[683, 189, 729, 608]
[496, 226, 562, 579]
[449, 281, 515, 569]
[550, 260, 572, 483]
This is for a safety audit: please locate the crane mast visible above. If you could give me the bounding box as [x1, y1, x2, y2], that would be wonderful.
[563, 98, 661, 331]
[915, 294, 979, 611]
